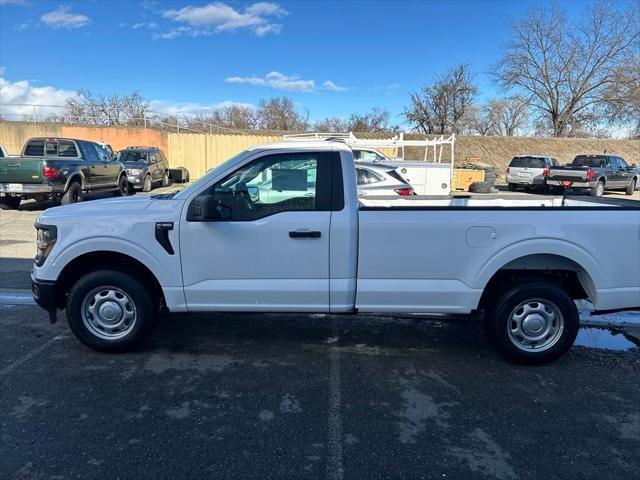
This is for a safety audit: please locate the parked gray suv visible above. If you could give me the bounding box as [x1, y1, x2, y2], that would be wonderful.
[117, 147, 170, 192]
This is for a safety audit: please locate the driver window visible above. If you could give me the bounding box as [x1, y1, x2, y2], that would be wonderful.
[208, 153, 318, 221]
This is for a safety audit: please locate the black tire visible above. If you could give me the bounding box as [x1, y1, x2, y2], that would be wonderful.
[469, 181, 494, 193]
[626, 178, 636, 196]
[590, 180, 604, 197]
[66, 270, 158, 352]
[61, 182, 83, 205]
[486, 281, 579, 365]
[507, 183, 516, 192]
[0, 196, 21, 210]
[161, 171, 170, 187]
[142, 175, 152, 193]
[113, 175, 129, 197]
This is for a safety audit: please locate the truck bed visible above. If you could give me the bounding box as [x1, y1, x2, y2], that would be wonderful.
[358, 194, 640, 209]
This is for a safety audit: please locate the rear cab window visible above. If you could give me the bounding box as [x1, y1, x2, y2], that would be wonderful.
[509, 156, 546, 168]
[572, 155, 609, 167]
[24, 139, 78, 157]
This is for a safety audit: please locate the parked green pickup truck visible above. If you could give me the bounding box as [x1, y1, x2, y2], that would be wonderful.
[0, 137, 129, 210]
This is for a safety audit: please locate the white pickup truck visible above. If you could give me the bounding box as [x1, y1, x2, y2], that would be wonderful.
[31, 141, 640, 364]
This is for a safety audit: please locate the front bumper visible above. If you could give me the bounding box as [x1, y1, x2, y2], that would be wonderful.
[0, 183, 54, 194]
[547, 179, 593, 188]
[31, 273, 59, 311]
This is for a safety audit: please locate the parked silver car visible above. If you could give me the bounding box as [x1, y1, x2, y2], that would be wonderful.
[506, 155, 559, 191]
[355, 163, 414, 196]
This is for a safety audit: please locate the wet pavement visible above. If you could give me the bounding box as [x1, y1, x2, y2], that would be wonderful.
[1, 301, 639, 480]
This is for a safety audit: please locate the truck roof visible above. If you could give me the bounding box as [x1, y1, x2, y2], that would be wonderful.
[247, 140, 353, 153]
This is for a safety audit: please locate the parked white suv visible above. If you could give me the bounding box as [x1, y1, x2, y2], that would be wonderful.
[507, 155, 559, 191]
[31, 141, 640, 364]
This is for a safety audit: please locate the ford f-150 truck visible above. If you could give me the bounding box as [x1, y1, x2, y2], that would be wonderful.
[0, 137, 129, 210]
[30, 140, 640, 364]
[547, 154, 638, 196]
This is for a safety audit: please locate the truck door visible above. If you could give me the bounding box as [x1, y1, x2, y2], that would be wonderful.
[78, 141, 102, 188]
[611, 157, 631, 188]
[94, 143, 119, 186]
[180, 151, 333, 311]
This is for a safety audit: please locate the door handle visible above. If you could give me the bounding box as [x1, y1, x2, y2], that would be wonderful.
[289, 230, 321, 238]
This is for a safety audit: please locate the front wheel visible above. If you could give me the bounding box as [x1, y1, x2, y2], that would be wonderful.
[626, 179, 636, 196]
[142, 175, 152, 192]
[161, 171, 170, 187]
[0, 195, 21, 210]
[66, 270, 158, 352]
[485, 281, 579, 365]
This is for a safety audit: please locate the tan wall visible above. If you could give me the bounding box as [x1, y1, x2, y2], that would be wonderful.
[0, 121, 167, 155]
[2, 122, 638, 183]
[167, 133, 281, 178]
[0, 123, 63, 154]
[60, 125, 167, 153]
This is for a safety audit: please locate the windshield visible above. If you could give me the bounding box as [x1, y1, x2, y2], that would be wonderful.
[173, 150, 249, 200]
[119, 151, 149, 163]
[572, 155, 608, 167]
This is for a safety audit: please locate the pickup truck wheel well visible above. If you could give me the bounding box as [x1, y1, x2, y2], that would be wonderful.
[57, 251, 164, 310]
[66, 175, 83, 190]
[478, 255, 591, 311]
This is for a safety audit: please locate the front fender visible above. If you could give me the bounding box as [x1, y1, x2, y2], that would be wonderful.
[44, 237, 179, 288]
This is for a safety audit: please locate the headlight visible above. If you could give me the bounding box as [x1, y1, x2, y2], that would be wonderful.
[126, 168, 143, 175]
[34, 223, 57, 267]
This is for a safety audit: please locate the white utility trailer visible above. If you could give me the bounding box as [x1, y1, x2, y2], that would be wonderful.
[283, 132, 455, 195]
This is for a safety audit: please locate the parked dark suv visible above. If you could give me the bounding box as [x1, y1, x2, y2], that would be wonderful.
[117, 147, 170, 192]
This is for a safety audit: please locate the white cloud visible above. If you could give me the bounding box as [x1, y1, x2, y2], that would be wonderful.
[322, 80, 348, 92]
[226, 71, 315, 93]
[0, 74, 78, 118]
[41, 6, 91, 29]
[161, 1, 287, 38]
[132, 21, 158, 30]
[226, 72, 350, 93]
[149, 99, 255, 117]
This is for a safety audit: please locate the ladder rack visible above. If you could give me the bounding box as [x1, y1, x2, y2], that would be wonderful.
[282, 132, 455, 163]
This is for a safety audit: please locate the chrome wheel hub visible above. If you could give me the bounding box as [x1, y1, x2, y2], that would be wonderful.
[81, 287, 137, 340]
[508, 299, 564, 352]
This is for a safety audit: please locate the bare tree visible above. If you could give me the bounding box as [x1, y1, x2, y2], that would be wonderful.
[466, 104, 495, 136]
[64, 90, 149, 126]
[603, 55, 640, 138]
[493, 2, 640, 137]
[487, 96, 530, 136]
[256, 97, 308, 131]
[404, 64, 478, 134]
[185, 105, 258, 132]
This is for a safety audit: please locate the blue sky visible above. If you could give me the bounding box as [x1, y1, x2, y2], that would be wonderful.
[0, 0, 595, 125]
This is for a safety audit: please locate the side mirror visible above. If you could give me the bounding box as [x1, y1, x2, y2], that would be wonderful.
[187, 194, 231, 221]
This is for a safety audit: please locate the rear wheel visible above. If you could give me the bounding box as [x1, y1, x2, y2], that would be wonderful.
[113, 175, 129, 196]
[590, 180, 604, 197]
[626, 178, 636, 196]
[61, 182, 83, 205]
[66, 270, 158, 352]
[142, 175, 152, 192]
[0, 196, 21, 210]
[486, 281, 579, 365]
